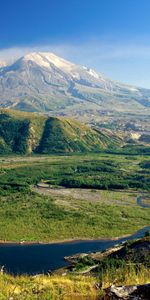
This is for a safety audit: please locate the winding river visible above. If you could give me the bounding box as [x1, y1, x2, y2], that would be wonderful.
[0, 226, 149, 275]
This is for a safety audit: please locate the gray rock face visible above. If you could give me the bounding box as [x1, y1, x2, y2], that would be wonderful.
[103, 284, 150, 300]
[0, 52, 150, 116]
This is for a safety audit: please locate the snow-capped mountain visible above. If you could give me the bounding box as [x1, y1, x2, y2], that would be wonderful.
[0, 52, 150, 116]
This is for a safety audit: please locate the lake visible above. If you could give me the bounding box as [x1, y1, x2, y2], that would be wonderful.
[0, 226, 149, 275]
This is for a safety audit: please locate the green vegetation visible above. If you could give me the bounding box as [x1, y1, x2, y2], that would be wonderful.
[0, 109, 122, 154]
[0, 109, 46, 154]
[1, 189, 149, 241]
[108, 144, 150, 155]
[0, 128, 149, 298]
[37, 117, 120, 153]
[0, 153, 149, 242]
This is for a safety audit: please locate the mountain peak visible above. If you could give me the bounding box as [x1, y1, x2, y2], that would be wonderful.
[0, 51, 150, 116]
[22, 51, 75, 71]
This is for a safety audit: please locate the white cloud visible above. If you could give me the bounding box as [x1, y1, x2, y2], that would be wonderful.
[0, 40, 150, 88]
[1, 40, 150, 64]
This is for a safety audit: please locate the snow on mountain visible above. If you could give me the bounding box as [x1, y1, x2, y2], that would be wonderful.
[21, 52, 101, 82]
[22, 52, 75, 72]
[0, 51, 150, 116]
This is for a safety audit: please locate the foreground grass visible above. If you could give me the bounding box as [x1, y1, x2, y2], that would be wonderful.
[101, 264, 150, 288]
[0, 264, 149, 299]
[0, 273, 97, 300]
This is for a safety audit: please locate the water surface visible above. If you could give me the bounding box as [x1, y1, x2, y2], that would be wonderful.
[0, 226, 149, 275]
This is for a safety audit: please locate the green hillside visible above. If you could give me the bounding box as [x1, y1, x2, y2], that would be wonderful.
[0, 109, 46, 154]
[0, 109, 122, 154]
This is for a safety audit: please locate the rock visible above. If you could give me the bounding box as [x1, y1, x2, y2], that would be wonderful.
[102, 284, 150, 300]
[64, 253, 88, 263]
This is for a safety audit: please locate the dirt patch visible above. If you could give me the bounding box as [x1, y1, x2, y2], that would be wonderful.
[32, 185, 136, 206]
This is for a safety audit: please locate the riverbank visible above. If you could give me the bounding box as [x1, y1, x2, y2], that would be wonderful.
[0, 225, 149, 246]
[63, 235, 150, 276]
[0, 234, 131, 246]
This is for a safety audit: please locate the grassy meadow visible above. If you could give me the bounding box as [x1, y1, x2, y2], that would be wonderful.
[0, 152, 149, 242]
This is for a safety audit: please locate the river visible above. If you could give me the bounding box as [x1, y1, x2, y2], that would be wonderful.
[0, 226, 149, 275]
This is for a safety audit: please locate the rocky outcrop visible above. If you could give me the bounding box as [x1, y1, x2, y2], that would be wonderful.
[103, 284, 150, 300]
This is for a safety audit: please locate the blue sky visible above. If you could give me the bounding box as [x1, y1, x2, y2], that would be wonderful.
[1, 0, 150, 88]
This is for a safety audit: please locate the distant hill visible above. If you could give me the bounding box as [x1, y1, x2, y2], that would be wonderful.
[0, 52, 150, 122]
[0, 109, 122, 154]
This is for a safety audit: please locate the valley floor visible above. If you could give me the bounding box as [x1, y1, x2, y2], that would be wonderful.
[0, 153, 149, 299]
[0, 153, 149, 242]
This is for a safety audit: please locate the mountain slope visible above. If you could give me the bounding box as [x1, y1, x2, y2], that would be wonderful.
[0, 52, 150, 118]
[0, 109, 122, 154]
[0, 109, 46, 153]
